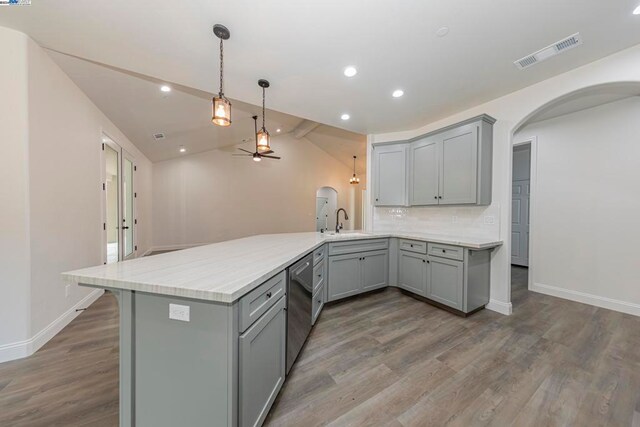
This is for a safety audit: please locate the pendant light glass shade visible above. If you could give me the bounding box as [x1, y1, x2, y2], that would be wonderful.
[212, 24, 232, 127]
[349, 155, 360, 184]
[256, 79, 271, 152]
[256, 128, 270, 152]
[212, 95, 231, 126]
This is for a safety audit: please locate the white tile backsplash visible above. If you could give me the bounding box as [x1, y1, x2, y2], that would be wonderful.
[373, 204, 501, 239]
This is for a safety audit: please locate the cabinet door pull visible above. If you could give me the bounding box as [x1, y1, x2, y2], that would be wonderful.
[266, 292, 272, 298]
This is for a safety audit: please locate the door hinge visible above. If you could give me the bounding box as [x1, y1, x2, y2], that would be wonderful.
[135, 245, 137, 251]
[102, 183, 105, 191]
[134, 165, 137, 172]
[103, 223, 106, 231]
[134, 192, 137, 198]
[101, 143, 104, 151]
[134, 219, 137, 225]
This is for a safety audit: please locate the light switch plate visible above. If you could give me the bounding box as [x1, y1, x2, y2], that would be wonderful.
[169, 303, 190, 322]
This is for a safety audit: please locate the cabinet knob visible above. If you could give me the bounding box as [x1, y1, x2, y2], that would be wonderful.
[438, 196, 442, 199]
[410, 244, 414, 247]
[434, 196, 438, 200]
[427, 260, 430, 263]
[442, 249, 446, 253]
[422, 259, 426, 263]
[376, 198, 379, 201]
[266, 292, 272, 298]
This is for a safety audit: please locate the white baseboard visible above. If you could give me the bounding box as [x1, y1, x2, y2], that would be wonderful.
[486, 299, 513, 315]
[531, 282, 640, 317]
[0, 289, 104, 364]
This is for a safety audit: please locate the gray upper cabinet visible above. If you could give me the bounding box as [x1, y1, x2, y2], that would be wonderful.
[385, 114, 494, 207]
[439, 123, 479, 204]
[373, 143, 408, 206]
[239, 296, 286, 427]
[410, 137, 439, 205]
[398, 251, 427, 296]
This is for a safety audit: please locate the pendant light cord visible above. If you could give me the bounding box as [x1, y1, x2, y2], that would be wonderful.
[219, 39, 224, 95]
[262, 87, 266, 129]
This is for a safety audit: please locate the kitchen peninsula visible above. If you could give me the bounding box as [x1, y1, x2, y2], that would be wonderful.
[63, 231, 501, 427]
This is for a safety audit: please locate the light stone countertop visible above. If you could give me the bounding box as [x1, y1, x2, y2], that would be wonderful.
[62, 231, 502, 303]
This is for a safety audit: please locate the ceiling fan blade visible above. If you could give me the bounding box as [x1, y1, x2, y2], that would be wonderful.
[232, 154, 252, 157]
[237, 148, 253, 154]
[261, 155, 281, 159]
[260, 150, 274, 155]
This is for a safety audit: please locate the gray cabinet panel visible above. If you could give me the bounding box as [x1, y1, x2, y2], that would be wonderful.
[428, 256, 464, 310]
[313, 258, 325, 294]
[328, 238, 389, 256]
[398, 239, 427, 254]
[374, 144, 408, 206]
[312, 284, 325, 325]
[239, 297, 286, 427]
[328, 253, 362, 301]
[398, 251, 427, 296]
[439, 124, 478, 205]
[427, 242, 464, 261]
[411, 137, 439, 205]
[362, 250, 389, 291]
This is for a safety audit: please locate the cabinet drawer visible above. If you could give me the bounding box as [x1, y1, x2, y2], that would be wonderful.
[313, 258, 325, 293]
[328, 238, 389, 256]
[239, 271, 286, 333]
[428, 243, 464, 261]
[399, 239, 427, 254]
[312, 284, 325, 325]
[313, 244, 326, 265]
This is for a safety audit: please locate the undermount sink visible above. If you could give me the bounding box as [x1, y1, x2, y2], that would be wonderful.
[323, 232, 372, 238]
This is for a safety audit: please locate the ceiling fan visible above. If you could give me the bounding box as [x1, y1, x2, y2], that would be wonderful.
[233, 116, 281, 162]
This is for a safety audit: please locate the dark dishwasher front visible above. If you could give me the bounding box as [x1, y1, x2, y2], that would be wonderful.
[286, 253, 313, 374]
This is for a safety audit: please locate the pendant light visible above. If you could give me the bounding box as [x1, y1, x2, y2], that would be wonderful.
[350, 156, 360, 184]
[256, 79, 271, 152]
[212, 24, 232, 127]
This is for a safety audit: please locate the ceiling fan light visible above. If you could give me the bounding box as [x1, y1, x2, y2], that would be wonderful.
[256, 128, 271, 152]
[212, 95, 232, 126]
[252, 153, 262, 162]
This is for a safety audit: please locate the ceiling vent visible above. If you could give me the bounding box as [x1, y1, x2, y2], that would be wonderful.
[153, 133, 166, 141]
[514, 33, 583, 70]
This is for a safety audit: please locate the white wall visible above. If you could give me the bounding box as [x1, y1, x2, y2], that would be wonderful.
[0, 27, 154, 361]
[152, 134, 361, 249]
[0, 27, 31, 356]
[368, 42, 640, 316]
[516, 97, 640, 312]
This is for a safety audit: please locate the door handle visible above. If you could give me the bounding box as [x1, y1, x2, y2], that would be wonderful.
[122, 226, 130, 230]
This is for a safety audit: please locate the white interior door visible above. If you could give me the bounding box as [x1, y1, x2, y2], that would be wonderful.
[102, 135, 136, 263]
[511, 181, 530, 266]
[121, 149, 136, 260]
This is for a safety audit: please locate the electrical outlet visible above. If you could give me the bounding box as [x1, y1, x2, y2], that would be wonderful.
[169, 304, 190, 322]
[65, 284, 71, 298]
[484, 215, 495, 225]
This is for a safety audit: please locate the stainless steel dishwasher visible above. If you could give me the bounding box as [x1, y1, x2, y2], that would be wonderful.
[286, 253, 313, 374]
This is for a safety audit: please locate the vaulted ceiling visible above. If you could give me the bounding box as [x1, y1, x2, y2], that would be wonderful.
[2, 0, 640, 141]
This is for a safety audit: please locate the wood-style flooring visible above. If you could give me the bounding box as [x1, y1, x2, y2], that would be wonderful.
[1, 267, 639, 426]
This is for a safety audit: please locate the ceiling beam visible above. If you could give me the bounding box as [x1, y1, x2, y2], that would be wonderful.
[292, 120, 321, 139]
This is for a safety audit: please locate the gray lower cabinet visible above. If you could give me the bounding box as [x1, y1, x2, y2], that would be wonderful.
[427, 256, 464, 310]
[328, 249, 389, 301]
[239, 296, 286, 427]
[398, 251, 427, 296]
[327, 253, 362, 300]
[362, 250, 389, 291]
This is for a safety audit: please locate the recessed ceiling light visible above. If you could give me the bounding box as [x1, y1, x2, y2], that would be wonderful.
[341, 114, 350, 121]
[343, 66, 357, 77]
[436, 26, 450, 37]
[392, 89, 404, 98]
[634, 5, 640, 14]
[160, 85, 171, 93]
[276, 128, 281, 133]
[179, 147, 186, 153]
[101, 137, 109, 143]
